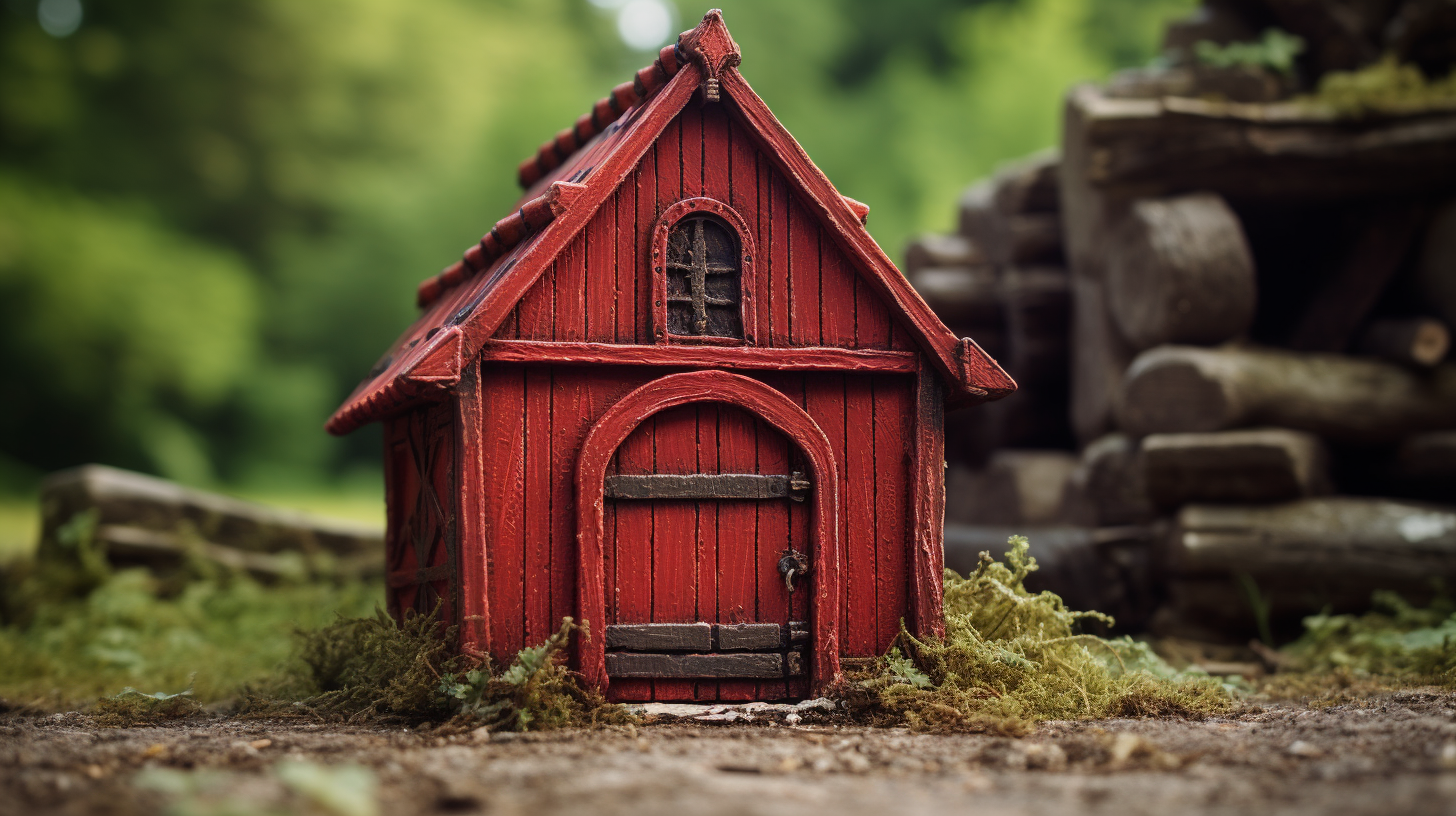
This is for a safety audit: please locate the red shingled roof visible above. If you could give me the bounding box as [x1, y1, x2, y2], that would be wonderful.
[327, 10, 1013, 436]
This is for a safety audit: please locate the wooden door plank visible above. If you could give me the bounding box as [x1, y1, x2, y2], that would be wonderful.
[606, 622, 712, 651]
[872, 375, 912, 651]
[606, 651, 803, 679]
[651, 404, 699, 701]
[716, 403, 760, 702]
[694, 403, 720, 701]
[716, 622, 783, 650]
[611, 412, 656, 702]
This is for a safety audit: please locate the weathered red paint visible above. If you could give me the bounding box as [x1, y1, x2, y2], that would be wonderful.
[327, 10, 1013, 701]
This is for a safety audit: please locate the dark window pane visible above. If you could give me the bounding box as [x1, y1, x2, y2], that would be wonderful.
[664, 214, 742, 339]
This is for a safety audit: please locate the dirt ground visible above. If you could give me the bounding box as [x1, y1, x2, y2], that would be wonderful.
[4, 689, 1456, 816]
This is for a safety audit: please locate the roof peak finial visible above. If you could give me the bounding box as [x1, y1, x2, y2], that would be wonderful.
[678, 9, 740, 102]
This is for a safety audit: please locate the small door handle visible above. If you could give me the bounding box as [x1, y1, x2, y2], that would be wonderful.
[777, 550, 809, 593]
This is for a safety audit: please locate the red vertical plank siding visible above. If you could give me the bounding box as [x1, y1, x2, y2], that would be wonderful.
[656, 116, 682, 218]
[382, 419, 415, 621]
[585, 205, 616, 343]
[788, 196, 821, 346]
[768, 170, 791, 347]
[702, 104, 732, 200]
[615, 172, 638, 344]
[479, 369, 526, 664]
[554, 237, 587, 342]
[842, 374, 877, 656]
[522, 369, 553, 645]
[819, 235, 857, 348]
[855, 276, 892, 349]
[909, 361, 947, 639]
[681, 103, 703, 197]
[694, 404, 720, 701]
[455, 362, 490, 654]
[650, 404, 698, 701]
[549, 368, 585, 642]
[727, 119, 767, 346]
[715, 403, 760, 701]
[802, 374, 846, 654]
[873, 375, 913, 648]
[635, 145, 659, 344]
[610, 407, 655, 702]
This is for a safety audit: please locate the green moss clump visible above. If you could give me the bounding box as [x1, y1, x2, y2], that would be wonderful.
[845, 536, 1233, 732]
[1301, 55, 1456, 116]
[1277, 591, 1456, 688]
[440, 618, 635, 732]
[245, 611, 633, 731]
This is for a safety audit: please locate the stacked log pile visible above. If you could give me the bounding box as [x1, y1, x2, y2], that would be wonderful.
[920, 0, 1456, 640]
[904, 149, 1075, 465]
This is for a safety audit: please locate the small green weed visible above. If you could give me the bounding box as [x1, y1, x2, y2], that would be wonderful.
[440, 617, 634, 732]
[91, 682, 203, 727]
[1278, 591, 1456, 687]
[1195, 29, 1304, 75]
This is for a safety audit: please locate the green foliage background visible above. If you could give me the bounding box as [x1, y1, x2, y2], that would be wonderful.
[0, 0, 1193, 494]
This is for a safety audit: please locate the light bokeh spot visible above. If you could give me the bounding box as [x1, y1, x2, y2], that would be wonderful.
[616, 0, 673, 52]
[37, 0, 83, 38]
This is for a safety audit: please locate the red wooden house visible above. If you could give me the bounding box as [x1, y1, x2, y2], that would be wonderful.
[328, 11, 1014, 702]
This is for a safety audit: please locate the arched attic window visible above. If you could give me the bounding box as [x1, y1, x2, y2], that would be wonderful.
[653, 198, 756, 345]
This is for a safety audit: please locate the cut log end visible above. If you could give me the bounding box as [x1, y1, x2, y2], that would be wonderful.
[1120, 352, 1238, 436]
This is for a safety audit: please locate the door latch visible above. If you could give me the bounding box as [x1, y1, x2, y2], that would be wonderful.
[777, 550, 810, 593]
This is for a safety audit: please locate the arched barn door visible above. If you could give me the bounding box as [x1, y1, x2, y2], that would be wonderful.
[574, 370, 841, 704]
[604, 402, 811, 702]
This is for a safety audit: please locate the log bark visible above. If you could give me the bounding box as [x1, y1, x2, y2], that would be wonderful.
[1171, 496, 1456, 597]
[38, 464, 383, 578]
[1065, 84, 1456, 201]
[1415, 198, 1456, 331]
[904, 233, 984, 272]
[1061, 86, 1137, 443]
[907, 266, 1001, 329]
[991, 150, 1061, 215]
[1059, 433, 1158, 527]
[1119, 345, 1456, 444]
[962, 208, 1064, 266]
[1356, 317, 1451, 368]
[1069, 275, 1135, 444]
[1106, 193, 1257, 351]
[943, 450, 1080, 526]
[1141, 428, 1332, 508]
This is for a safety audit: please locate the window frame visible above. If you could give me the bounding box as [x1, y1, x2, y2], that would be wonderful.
[650, 197, 757, 346]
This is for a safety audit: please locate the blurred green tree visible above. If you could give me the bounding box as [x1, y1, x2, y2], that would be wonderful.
[0, 0, 1191, 491]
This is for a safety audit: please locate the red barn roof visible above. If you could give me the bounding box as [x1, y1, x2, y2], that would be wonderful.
[328, 10, 1014, 436]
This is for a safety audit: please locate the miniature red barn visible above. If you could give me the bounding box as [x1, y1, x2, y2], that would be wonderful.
[328, 11, 1014, 702]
